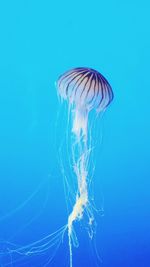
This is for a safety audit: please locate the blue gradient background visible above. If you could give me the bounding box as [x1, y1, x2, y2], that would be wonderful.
[0, 0, 150, 266]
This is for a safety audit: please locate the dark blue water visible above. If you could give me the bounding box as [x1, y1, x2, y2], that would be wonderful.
[0, 1, 150, 266]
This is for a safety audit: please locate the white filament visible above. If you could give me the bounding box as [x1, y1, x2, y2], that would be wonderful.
[67, 105, 91, 267]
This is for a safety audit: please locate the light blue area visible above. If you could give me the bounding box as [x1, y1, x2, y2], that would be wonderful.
[0, 0, 150, 266]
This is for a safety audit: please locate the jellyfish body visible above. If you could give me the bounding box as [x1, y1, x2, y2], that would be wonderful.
[57, 67, 113, 267]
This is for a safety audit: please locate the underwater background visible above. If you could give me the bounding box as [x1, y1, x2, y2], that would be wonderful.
[0, 0, 150, 266]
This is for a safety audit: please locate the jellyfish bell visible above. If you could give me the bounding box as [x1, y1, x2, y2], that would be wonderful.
[57, 67, 113, 138]
[57, 67, 113, 111]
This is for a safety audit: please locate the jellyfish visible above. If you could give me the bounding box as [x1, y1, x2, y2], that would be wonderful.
[0, 67, 113, 267]
[56, 67, 113, 267]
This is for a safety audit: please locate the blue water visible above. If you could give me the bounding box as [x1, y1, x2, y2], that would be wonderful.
[0, 0, 150, 266]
